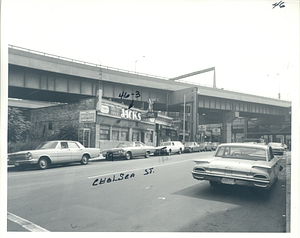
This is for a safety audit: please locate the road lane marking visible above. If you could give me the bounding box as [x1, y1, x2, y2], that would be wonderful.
[87, 157, 207, 179]
[7, 212, 49, 232]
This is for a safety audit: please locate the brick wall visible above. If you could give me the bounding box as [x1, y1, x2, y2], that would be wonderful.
[29, 98, 97, 147]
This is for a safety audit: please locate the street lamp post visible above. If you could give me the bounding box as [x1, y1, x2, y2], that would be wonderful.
[135, 56, 145, 73]
[183, 91, 195, 143]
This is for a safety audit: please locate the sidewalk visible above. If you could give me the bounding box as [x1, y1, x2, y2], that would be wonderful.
[285, 151, 291, 233]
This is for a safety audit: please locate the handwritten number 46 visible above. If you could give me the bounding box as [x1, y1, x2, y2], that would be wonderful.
[272, 1, 285, 8]
[144, 167, 154, 175]
[119, 91, 141, 99]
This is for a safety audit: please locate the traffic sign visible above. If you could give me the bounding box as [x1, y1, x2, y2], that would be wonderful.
[198, 125, 206, 131]
[145, 111, 158, 118]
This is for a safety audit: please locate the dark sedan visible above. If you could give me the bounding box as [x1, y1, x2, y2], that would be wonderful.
[184, 142, 204, 153]
[102, 141, 156, 160]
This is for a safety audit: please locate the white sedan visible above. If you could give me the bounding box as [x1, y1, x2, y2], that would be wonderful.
[7, 140, 101, 170]
[192, 143, 283, 189]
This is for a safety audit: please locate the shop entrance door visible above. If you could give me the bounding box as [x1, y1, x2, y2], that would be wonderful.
[141, 132, 145, 143]
[78, 128, 90, 147]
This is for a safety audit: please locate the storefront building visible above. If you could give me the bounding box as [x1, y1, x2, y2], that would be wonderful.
[30, 94, 176, 150]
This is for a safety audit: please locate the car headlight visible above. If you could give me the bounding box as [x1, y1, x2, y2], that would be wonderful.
[26, 152, 33, 160]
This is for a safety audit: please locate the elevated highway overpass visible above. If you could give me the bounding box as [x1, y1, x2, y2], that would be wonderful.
[8, 45, 291, 143]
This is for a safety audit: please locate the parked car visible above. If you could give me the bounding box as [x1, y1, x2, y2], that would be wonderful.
[7, 140, 101, 170]
[211, 142, 220, 151]
[199, 142, 212, 151]
[242, 138, 266, 145]
[102, 141, 156, 160]
[191, 143, 283, 189]
[268, 142, 285, 155]
[155, 141, 184, 155]
[184, 142, 204, 153]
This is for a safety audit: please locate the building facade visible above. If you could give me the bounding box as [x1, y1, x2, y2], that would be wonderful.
[29, 95, 176, 150]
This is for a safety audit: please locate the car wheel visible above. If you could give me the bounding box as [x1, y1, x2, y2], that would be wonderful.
[37, 158, 48, 170]
[209, 181, 219, 186]
[106, 153, 113, 161]
[81, 155, 89, 165]
[178, 149, 182, 154]
[145, 151, 150, 158]
[125, 152, 132, 160]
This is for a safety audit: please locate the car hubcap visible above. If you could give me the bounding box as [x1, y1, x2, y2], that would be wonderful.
[40, 160, 46, 168]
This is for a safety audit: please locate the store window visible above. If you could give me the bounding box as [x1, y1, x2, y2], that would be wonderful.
[112, 130, 119, 140]
[146, 132, 153, 143]
[100, 129, 110, 140]
[132, 132, 139, 141]
[120, 131, 129, 141]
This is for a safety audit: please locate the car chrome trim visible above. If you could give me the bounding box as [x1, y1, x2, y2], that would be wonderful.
[191, 171, 270, 184]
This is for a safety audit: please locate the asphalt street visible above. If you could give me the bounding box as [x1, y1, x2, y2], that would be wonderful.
[7, 151, 288, 232]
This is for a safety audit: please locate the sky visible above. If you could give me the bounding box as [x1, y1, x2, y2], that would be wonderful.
[2, 0, 299, 101]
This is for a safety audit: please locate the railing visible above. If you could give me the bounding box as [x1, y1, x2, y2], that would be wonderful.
[8, 44, 169, 80]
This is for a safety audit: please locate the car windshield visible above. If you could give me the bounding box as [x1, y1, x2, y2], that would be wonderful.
[117, 142, 134, 148]
[36, 141, 58, 150]
[215, 146, 267, 161]
[161, 142, 171, 146]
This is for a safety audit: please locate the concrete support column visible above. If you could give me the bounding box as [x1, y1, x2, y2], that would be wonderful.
[244, 118, 249, 140]
[222, 122, 232, 143]
[142, 132, 146, 143]
[192, 93, 198, 142]
[156, 124, 160, 146]
[109, 125, 112, 141]
[129, 128, 132, 141]
[222, 111, 239, 143]
[95, 124, 100, 148]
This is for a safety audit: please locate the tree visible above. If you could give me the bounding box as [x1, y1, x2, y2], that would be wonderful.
[8, 107, 31, 142]
[57, 124, 78, 140]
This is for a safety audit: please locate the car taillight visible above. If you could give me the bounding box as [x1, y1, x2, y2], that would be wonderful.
[194, 167, 206, 172]
[253, 174, 268, 180]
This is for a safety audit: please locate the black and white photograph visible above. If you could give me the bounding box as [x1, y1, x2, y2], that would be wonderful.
[0, 0, 299, 237]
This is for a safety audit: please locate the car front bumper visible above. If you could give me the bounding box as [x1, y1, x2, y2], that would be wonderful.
[8, 159, 37, 166]
[102, 151, 126, 158]
[154, 148, 168, 155]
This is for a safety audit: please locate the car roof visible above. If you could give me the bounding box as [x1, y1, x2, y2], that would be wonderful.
[44, 140, 77, 142]
[218, 143, 269, 149]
